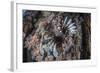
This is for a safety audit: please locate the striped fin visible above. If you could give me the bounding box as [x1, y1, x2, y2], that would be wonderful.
[53, 44, 58, 57]
[65, 19, 72, 27]
[68, 23, 75, 28]
[69, 26, 76, 30]
[63, 16, 68, 25]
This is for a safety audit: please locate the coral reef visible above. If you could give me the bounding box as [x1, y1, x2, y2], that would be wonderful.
[23, 10, 91, 62]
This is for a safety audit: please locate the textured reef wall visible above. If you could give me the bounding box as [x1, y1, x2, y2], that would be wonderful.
[22, 10, 91, 62]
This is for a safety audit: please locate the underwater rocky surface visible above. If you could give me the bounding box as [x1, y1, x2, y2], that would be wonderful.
[22, 10, 91, 62]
